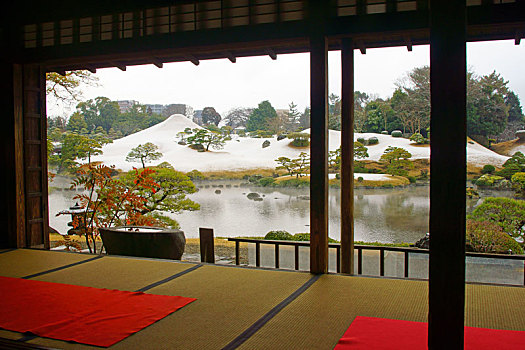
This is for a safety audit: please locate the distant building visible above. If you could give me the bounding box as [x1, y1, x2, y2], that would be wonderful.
[117, 100, 139, 113]
[145, 104, 164, 115]
[193, 110, 203, 125]
[162, 104, 195, 118]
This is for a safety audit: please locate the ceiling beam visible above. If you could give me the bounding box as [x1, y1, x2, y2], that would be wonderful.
[266, 48, 277, 60]
[404, 36, 413, 51]
[151, 57, 163, 68]
[225, 51, 236, 63]
[516, 32, 522, 45]
[86, 66, 97, 74]
[357, 40, 366, 54]
[113, 63, 126, 71]
[187, 55, 200, 66]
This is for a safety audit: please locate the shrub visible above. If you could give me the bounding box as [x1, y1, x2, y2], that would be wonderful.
[277, 134, 287, 141]
[481, 164, 496, 174]
[466, 220, 523, 254]
[496, 163, 521, 179]
[511, 172, 525, 195]
[391, 130, 403, 137]
[502, 151, 525, 171]
[381, 130, 389, 135]
[368, 137, 379, 145]
[407, 176, 417, 184]
[357, 176, 364, 182]
[258, 177, 275, 187]
[276, 178, 310, 188]
[292, 233, 338, 243]
[357, 137, 366, 145]
[265, 230, 293, 240]
[473, 174, 505, 187]
[468, 197, 525, 247]
[466, 187, 479, 198]
[409, 133, 429, 144]
[381, 183, 394, 188]
[248, 174, 263, 183]
[186, 169, 204, 180]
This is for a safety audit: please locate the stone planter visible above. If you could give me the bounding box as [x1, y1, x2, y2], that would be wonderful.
[100, 226, 186, 260]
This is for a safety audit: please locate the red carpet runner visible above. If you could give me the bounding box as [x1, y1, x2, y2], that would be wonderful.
[0, 276, 196, 347]
[335, 316, 525, 349]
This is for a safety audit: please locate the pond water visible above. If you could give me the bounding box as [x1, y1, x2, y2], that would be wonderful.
[48, 177, 514, 244]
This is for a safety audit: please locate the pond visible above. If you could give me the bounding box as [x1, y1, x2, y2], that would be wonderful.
[48, 177, 515, 244]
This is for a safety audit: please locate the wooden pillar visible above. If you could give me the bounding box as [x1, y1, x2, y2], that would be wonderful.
[0, 63, 26, 248]
[340, 38, 355, 275]
[428, 0, 466, 349]
[309, 33, 329, 274]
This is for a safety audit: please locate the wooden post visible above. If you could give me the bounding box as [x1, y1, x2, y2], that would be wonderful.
[199, 227, 215, 263]
[309, 32, 329, 274]
[0, 63, 26, 248]
[340, 38, 355, 275]
[429, 1, 467, 349]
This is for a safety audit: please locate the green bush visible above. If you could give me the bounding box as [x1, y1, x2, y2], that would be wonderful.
[264, 230, 293, 240]
[409, 133, 429, 144]
[258, 177, 275, 187]
[481, 164, 496, 174]
[474, 174, 505, 187]
[368, 137, 379, 145]
[466, 220, 523, 254]
[248, 174, 263, 183]
[292, 233, 338, 243]
[381, 183, 394, 188]
[291, 138, 310, 147]
[186, 169, 204, 180]
[511, 172, 525, 194]
[357, 137, 366, 145]
[276, 178, 310, 188]
[357, 176, 364, 182]
[496, 164, 521, 179]
[381, 131, 389, 135]
[468, 197, 525, 248]
[391, 130, 403, 137]
[407, 176, 417, 184]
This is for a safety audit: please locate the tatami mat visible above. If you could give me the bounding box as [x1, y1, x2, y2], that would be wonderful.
[0, 249, 94, 278]
[238, 275, 429, 350]
[31, 256, 198, 291]
[1, 250, 523, 350]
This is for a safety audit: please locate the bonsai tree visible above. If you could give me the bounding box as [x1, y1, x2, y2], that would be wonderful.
[126, 143, 162, 168]
[380, 146, 413, 176]
[186, 128, 227, 151]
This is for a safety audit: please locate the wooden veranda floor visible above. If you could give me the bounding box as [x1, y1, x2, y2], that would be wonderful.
[0, 249, 524, 349]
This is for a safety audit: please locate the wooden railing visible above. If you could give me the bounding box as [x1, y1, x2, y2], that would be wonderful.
[227, 238, 525, 285]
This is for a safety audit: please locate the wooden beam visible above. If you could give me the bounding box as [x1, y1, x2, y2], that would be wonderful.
[404, 36, 413, 51]
[187, 55, 200, 66]
[428, 0, 467, 349]
[113, 63, 127, 71]
[309, 33, 329, 275]
[199, 228, 215, 263]
[151, 57, 164, 68]
[340, 38, 355, 275]
[86, 66, 97, 74]
[516, 32, 522, 45]
[357, 40, 366, 55]
[267, 48, 277, 60]
[226, 52, 236, 63]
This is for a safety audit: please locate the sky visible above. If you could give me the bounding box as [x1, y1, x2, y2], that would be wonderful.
[47, 39, 525, 118]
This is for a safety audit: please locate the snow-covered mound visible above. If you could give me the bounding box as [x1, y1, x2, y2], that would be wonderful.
[93, 115, 509, 172]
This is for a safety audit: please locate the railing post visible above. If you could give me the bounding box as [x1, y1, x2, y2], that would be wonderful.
[336, 246, 341, 273]
[256, 242, 260, 267]
[405, 251, 410, 278]
[235, 241, 240, 265]
[357, 248, 362, 275]
[275, 244, 280, 269]
[380, 249, 385, 276]
[295, 245, 299, 270]
[199, 227, 215, 264]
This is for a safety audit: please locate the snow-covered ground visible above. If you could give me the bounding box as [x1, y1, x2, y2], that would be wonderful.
[92, 114, 509, 172]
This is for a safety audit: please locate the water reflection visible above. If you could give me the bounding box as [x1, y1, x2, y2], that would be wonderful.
[48, 178, 514, 244]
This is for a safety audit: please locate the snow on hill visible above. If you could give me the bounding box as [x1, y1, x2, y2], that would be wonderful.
[93, 114, 509, 172]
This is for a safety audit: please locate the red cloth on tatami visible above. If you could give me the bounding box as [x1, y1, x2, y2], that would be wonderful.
[335, 316, 525, 349]
[0, 276, 196, 347]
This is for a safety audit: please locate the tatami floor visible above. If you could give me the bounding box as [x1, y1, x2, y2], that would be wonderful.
[0, 249, 524, 349]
